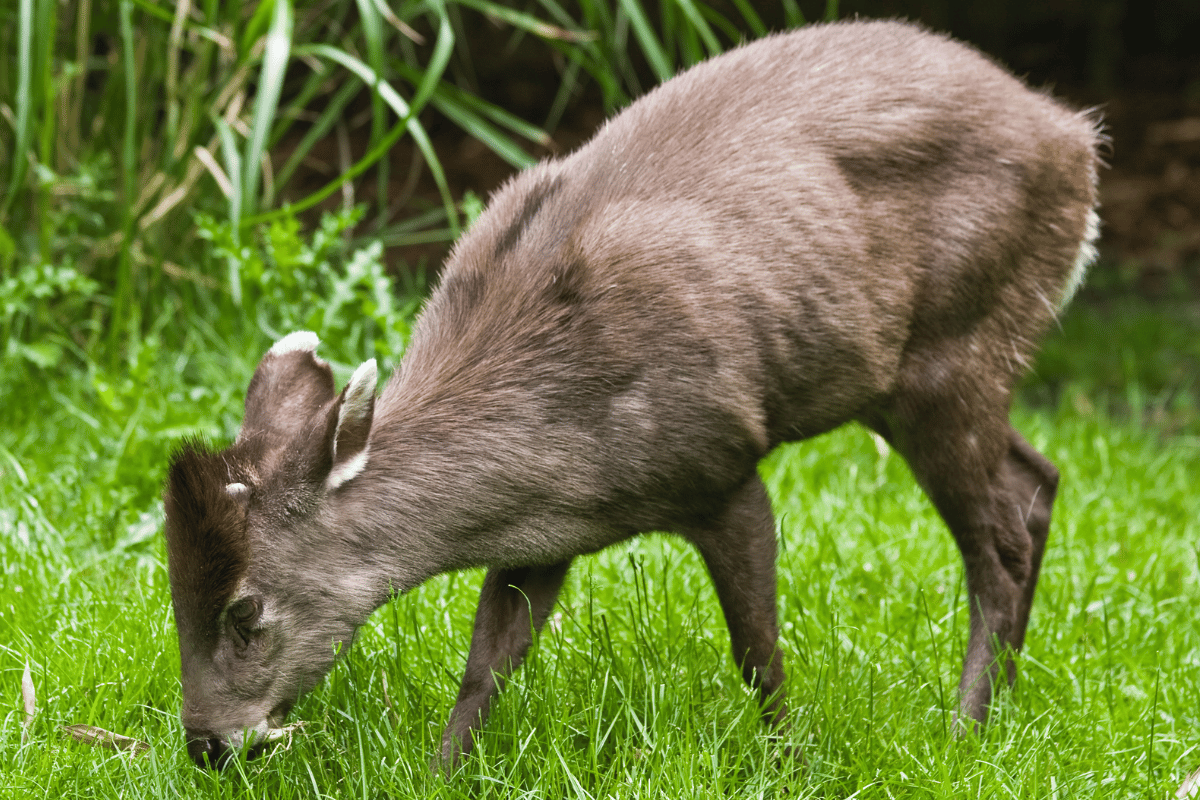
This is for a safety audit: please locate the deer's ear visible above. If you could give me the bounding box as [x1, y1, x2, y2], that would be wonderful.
[325, 359, 377, 491]
[239, 332, 336, 449]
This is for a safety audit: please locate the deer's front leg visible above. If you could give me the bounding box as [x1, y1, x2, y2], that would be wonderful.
[441, 560, 572, 768]
[688, 475, 787, 727]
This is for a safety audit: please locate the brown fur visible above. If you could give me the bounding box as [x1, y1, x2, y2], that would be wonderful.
[164, 19, 1102, 770]
[164, 439, 256, 643]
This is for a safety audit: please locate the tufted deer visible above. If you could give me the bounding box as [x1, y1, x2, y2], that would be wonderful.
[163, 19, 1101, 770]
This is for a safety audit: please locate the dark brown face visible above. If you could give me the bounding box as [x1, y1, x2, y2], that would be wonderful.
[174, 585, 317, 769]
[178, 612, 296, 770]
[163, 440, 271, 767]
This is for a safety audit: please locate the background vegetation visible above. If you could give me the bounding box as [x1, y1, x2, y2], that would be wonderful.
[1, 0, 1198, 797]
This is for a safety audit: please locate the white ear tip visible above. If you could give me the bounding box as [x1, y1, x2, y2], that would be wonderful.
[349, 359, 378, 395]
[338, 359, 377, 429]
[269, 331, 320, 356]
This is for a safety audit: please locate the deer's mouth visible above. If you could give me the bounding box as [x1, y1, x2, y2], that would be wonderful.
[267, 698, 294, 729]
[186, 699, 298, 770]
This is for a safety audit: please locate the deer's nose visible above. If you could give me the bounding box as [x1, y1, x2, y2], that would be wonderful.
[186, 734, 230, 769]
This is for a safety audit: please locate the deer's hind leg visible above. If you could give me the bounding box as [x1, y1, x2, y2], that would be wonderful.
[862, 359, 1059, 726]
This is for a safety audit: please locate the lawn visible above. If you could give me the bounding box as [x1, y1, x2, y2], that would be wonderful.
[2, 297, 1198, 799]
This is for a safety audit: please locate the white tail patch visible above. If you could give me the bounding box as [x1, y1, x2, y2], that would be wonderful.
[269, 331, 320, 356]
[226, 482, 249, 501]
[326, 359, 377, 491]
[1059, 207, 1099, 311]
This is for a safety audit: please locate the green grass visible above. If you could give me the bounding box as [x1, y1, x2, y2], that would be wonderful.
[1, 296, 1198, 798]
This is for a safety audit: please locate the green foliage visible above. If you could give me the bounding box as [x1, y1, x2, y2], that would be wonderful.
[196, 207, 417, 366]
[1026, 296, 1200, 434]
[1, 262, 98, 369]
[0, 0, 563, 362]
[0, 0, 805, 370]
[529, 0, 808, 122]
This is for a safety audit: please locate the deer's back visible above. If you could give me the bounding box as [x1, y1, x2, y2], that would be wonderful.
[385, 19, 1099, 537]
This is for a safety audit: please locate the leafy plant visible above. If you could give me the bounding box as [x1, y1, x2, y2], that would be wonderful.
[197, 206, 418, 368]
[0, 261, 99, 369]
[0, 0, 562, 363]
[1, 0, 838, 373]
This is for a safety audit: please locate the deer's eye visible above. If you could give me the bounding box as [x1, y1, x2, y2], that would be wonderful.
[227, 596, 262, 646]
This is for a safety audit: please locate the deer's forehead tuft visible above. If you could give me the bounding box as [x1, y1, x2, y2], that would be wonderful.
[163, 438, 257, 640]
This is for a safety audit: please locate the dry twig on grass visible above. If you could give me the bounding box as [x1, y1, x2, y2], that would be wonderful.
[1178, 766, 1200, 800]
[21, 662, 35, 743]
[61, 724, 152, 756]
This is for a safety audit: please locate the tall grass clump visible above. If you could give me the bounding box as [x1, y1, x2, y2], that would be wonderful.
[0, 0, 819, 379]
[0, 0, 516, 370]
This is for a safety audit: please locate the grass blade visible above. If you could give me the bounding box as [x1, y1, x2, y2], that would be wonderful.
[213, 116, 244, 304]
[61, 724, 152, 756]
[368, 0, 423, 44]
[193, 145, 235, 200]
[430, 96, 536, 169]
[164, 0, 191, 170]
[356, 0, 386, 85]
[289, 46, 421, 137]
[251, 42, 457, 233]
[726, 0, 766, 37]
[273, 75, 363, 193]
[354, 0, 389, 224]
[34, 0, 55, 259]
[781, 0, 806, 27]
[692, 2, 750, 43]
[215, 119, 243, 234]
[267, 61, 341, 150]
[617, 0, 674, 83]
[243, 0, 292, 217]
[1, 0, 34, 221]
[452, 0, 594, 43]
[443, 90, 551, 149]
[390, 60, 549, 160]
[537, 0, 630, 109]
[126, 0, 173, 23]
[409, 0, 456, 113]
[1179, 766, 1200, 799]
[108, 0, 139, 358]
[21, 662, 35, 742]
[63, 0, 93, 158]
[238, 0, 276, 62]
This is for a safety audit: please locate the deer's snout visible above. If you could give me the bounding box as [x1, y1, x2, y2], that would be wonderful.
[186, 734, 231, 769]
